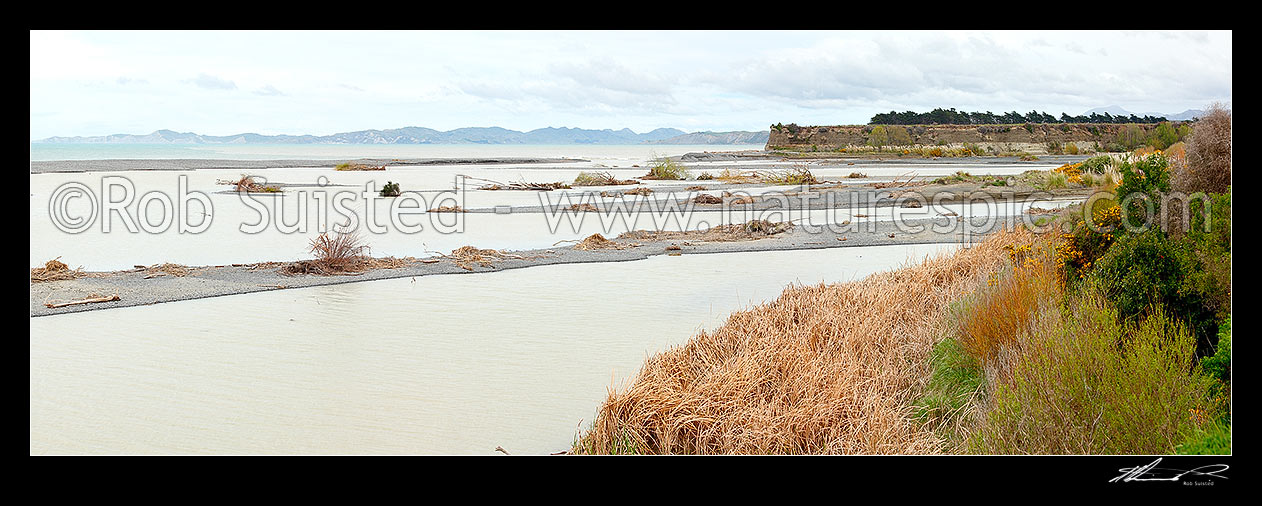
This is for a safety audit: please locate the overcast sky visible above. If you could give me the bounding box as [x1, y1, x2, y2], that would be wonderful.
[29, 30, 1233, 140]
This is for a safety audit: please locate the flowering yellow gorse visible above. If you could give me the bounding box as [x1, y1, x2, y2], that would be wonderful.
[1052, 162, 1085, 185]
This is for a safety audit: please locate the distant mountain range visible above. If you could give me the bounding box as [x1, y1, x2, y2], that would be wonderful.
[645, 131, 769, 145]
[36, 126, 769, 145]
[1082, 106, 1206, 121]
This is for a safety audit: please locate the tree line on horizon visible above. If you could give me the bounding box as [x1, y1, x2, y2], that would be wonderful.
[868, 108, 1169, 125]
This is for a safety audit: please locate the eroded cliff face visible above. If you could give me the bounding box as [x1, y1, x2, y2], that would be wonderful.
[765, 123, 1178, 151]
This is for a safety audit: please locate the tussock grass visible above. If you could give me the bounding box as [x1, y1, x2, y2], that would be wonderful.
[760, 166, 819, 185]
[643, 158, 688, 180]
[31, 258, 82, 283]
[143, 263, 192, 278]
[574, 171, 638, 186]
[573, 233, 635, 251]
[309, 231, 368, 271]
[573, 229, 1030, 454]
[282, 230, 418, 275]
[359, 256, 418, 270]
[715, 168, 759, 184]
[714, 167, 819, 185]
[692, 194, 723, 205]
[1043, 172, 1068, 189]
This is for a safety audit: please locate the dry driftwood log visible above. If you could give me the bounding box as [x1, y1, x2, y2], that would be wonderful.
[44, 294, 120, 308]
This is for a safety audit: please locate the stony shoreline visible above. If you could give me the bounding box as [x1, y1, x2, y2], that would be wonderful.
[30, 215, 1029, 317]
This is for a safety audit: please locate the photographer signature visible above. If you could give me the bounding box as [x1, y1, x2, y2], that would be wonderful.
[1110, 458, 1229, 483]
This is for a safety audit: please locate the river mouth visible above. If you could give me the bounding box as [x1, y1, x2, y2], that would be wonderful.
[30, 243, 956, 455]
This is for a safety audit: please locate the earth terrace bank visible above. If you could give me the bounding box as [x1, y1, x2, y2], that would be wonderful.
[766, 123, 1187, 154]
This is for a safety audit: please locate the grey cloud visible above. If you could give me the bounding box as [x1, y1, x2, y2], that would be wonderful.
[254, 85, 285, 96]
[457, 61, 679, 113]
[703, 33, 1228, 115]
[547, 61, 675, 97]
[187, 73, 237, 90]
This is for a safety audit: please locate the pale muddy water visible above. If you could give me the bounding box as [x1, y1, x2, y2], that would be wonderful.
[30, 163, 1074, 270]
[30, 243, 957, 455]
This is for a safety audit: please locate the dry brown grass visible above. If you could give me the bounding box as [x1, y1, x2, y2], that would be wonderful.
[573, 233, 636, 251]
[282, 231, 418, 275]
[692, 194, 723, 205]
[573, 171, 639, 186]
[31, 258, 82, 283]
[954, 242, 1060, 364]
[616, 220, 792, 244]
[227, 175, 282, 193]
[429, 205, 466, 213]
[309, 231, 368, 271]
[335, 163, 386, 171]
[143, 263, 192, 278]
[714, 167, 818, 185]
[359, 256, 418, 269]
[474, 178, 572, 191]
[442, 246, 528, 271]
[714, 168, 760, 184]
[572, 229, 1030, 454]
[568, 203, 599, 212]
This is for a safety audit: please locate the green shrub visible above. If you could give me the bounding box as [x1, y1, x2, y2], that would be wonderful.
[380, 181, 401, 197]
[1080, 155, 1114, 174]
[1055, 200, 1120, 283]
[1176, 421, 1231, 455]
[971, 295, 1213, 454]
[867, 125, 889, 148]
[1198, 317, 1232, 429]
[1115, 153, 1171, 229]
[1116, 124, 1146, 150]
[889, 126, 912, 145]
[1153, 122, 1178, 150]
[1090, 229, 1222, 353]
[1201, 317, 1231, 385]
